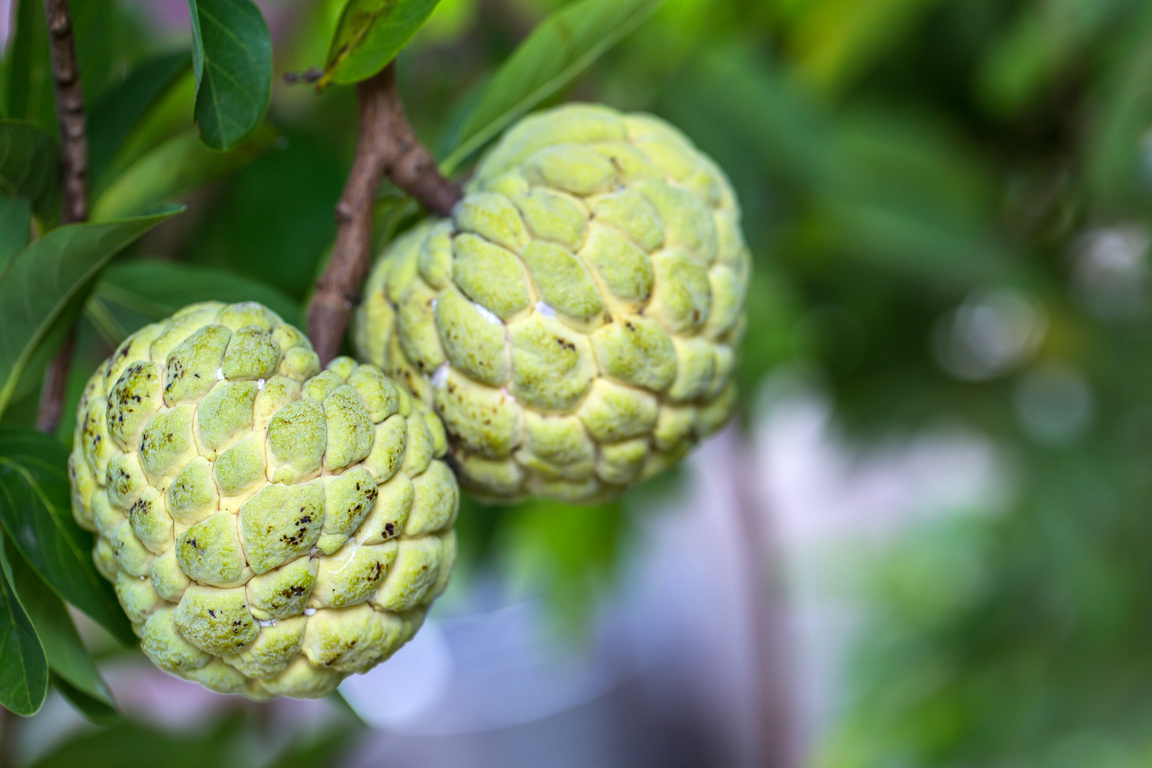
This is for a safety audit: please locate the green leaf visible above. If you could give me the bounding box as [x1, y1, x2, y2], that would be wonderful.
[786, 0, 942, 95]
[0, 196, 32, 270]
[92, 126, 275, 220]
[372, 195, 417, 252]
[265, 725, 360, 768]
[440, 0, 664, 173]
[30, 716, 249, 768]
[818, 198, 1029, 289]
[660, 49, 837, 195]
[0, 207, 183, 417]
[0, 121, 61, 220]
[68, 0, 151, 109]
[188, 0, 273, 150]
[322, 0, 443, 87]
[100, 70, 199, 176]
[1084, 4, 1152, 212]
[53, 676, 120, 725]
[0, 427, 134, 645]
[88, 50, 193, 191]
[180, 132, 346, 300]
[96, 260, 306, 330]
[4, 539, 116, 722]
[4, 0, 55, 135]
[500, 499, 628, 633]
[325, 689, 371, 729]
[6, 291, 89, 416]
[0, 428, 134, 645]
[309, 196, 418, 290]
[0, 529, 48, 717]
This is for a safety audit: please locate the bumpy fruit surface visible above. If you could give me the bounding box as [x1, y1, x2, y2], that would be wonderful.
[69, 302, 458, 699]
[356, 104, 750, 502]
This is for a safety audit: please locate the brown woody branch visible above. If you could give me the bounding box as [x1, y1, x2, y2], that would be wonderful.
[37, 0, 88, 435]
[307, 63, 462, 364]
[44, 0, 87, 225]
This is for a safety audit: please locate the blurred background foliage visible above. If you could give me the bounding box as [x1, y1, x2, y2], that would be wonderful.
[3, 0, 1152, 764]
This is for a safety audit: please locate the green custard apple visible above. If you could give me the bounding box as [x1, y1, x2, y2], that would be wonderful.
[356, 104, 750, 502]
[68, 302, 458, 699]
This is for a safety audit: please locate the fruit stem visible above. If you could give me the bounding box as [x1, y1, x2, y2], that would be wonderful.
[36, 0, 88, 435]
[308, 63, 462, 364]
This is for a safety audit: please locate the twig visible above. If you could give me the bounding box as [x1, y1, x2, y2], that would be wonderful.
[44, 0, 87, 225]
[283, 67, 324, 85]
[36, 0, 88, 435]
[36, 332, 76, 435]
[307, 63, 462, 364]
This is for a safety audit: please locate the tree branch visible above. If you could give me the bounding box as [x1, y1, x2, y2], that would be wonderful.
[44, 0, 87, 225]
[36, 332, 76, 435]
[307, 63, 462, 364]
[37, 0, 88, 435]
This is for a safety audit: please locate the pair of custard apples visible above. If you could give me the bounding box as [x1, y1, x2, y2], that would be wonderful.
[69, 104, 751, 699]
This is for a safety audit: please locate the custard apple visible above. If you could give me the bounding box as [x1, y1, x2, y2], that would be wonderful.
[68, 302, 458, 699]
[356, 104, 750, 502]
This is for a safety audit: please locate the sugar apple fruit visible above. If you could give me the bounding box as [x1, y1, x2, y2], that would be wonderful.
[68, 302, 458, 699]
[356, 104, 750, 502]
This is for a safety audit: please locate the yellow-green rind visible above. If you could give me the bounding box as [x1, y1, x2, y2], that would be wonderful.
[356, 104, 749, 502]
[71, 302, 458, 699]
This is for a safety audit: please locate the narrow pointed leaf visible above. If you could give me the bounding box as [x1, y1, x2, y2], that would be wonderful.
[188, 0, 273, 150]
[4, 0, 54, 135]
[0, 530, 48, 717]
[264, 726, 359, 768]
[0, 121, 61, 219]
[93, 126, 275, 220]
[322, 0, 443, 87]
[0, 196, 31, 270]
[1084, 5, 1152, 211]
[6, 290, 89, 413]
[96, 260, 305, 329]
[54, 676, 120, 725]
[5, 540, 116, 720]
[0, 207, 183, 417]
[88, 50, 192, 190]
[372, 195, 416, 252]
[440, 0, 664, 173]
[31, 718, 248, 768]
[0, 427, 134, 645]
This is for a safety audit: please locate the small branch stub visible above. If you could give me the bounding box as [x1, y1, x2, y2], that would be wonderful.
[37, 0, 88, 435]
[307, 63, 462, 364]
[283, 67, 324, 85]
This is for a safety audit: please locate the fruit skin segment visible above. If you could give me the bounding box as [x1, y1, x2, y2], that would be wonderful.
[69, 301, 458, 699]
[356, 104, 751, 502]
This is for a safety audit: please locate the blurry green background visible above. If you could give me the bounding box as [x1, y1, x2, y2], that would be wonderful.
[5, 0, 1152, 765]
